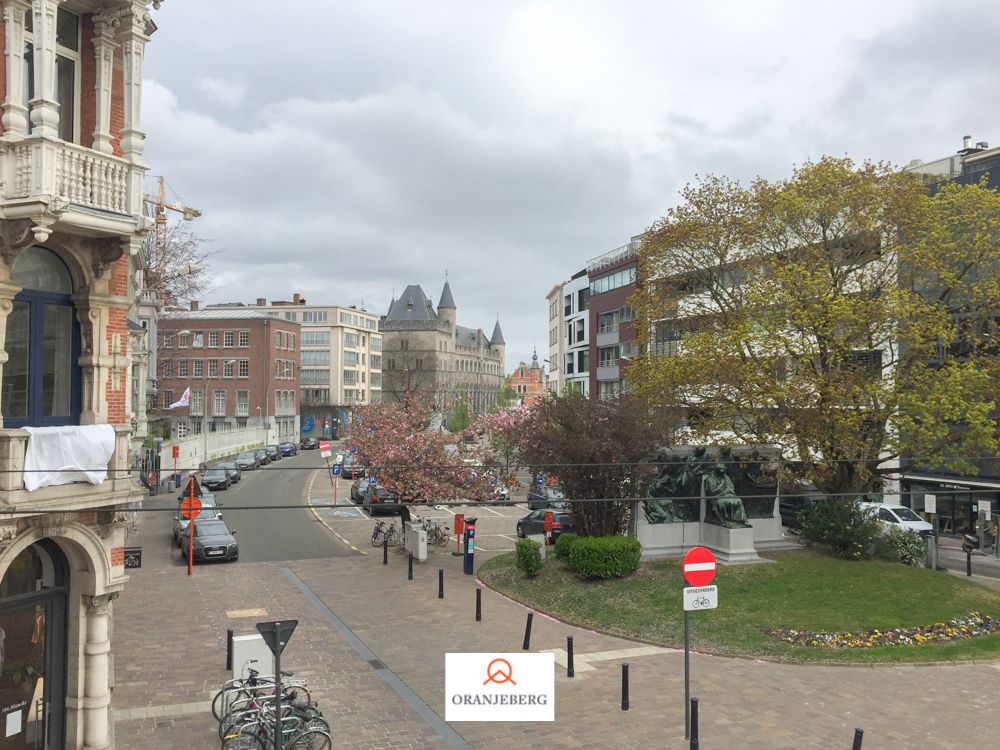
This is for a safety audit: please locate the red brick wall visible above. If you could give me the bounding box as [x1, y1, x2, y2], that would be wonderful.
[588, 258, 637, 398]
[509, 363, 546, 406]
[110, 546, 124, 567]
[105, 257, 130, 424]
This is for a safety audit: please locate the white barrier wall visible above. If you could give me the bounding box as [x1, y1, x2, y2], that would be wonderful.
[163, 427, 268, 476]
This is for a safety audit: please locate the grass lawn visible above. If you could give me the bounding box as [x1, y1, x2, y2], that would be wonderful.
[478, 548, 1000, 663]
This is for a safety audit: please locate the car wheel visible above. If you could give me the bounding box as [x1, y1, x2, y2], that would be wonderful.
[516, 524, 524, 538]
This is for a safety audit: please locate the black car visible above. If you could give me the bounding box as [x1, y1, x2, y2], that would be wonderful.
[339, 455, 365, 479]
[527, 485, 567, 510]
[516, 509, 574, 540]
[202, 468, 230, 491]
[363, 486, 403, 516]
[181, 519, 238, 562]
[254, 448, 271, 466]
[279, 441, 297, 457]
[350, 477, 369, 504]
[265, 445, 281, 461]
[236, 451, 259, 471]
[301, 437, 319, 450]
[218, 461, 241, 484]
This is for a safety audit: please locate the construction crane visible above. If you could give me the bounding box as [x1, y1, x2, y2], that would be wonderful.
[142, 176, 202, 304]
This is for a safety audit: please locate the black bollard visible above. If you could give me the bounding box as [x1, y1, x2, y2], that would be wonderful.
[475, 587, 482, 622]
[226, 629, 234, 671]
[567, 636, 574, 678]
[852, 728, 864, 750]
[438, 569, 444, 599]
[689, 697, 699, 750]
[383, 536, 388, 565]
[967, 549, 972, 577]
[621, 663, 629, 711]
[408, 553, 413, 580]
[523, 612, 534, 651]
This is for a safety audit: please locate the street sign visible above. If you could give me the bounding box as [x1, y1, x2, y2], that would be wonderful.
[172, 444, 179, 459]
[683, 585, 718, 611]
[180, 496, 202, 520]
[351, 447, 357, 453]
[368, 475, 377, 485]
[924, 494, 937, 514]
[332, 464, 342, 476]
[319, 440, 331, 458]
[336, 454, 344, 463]
[123, 546, 142, 569]
[682, 546, 717, 587]
[256, 619, 299, 656]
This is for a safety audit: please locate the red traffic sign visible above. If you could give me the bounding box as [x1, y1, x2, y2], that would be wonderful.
[172, 444, 179, 459]
[179, 496, 202, 520]
[319, 440, 330, 452]
[682, 546, 717, 587]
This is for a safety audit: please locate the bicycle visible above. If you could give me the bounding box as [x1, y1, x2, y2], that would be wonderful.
[371, 520, 387, 547]
[211, 662, 311, 722]
[222, 710, 331, 749]
[220, 692, 327, 742]
[384, 522, 401, 547]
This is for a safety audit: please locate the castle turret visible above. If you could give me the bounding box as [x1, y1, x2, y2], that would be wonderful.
[438, 280, 456, 331]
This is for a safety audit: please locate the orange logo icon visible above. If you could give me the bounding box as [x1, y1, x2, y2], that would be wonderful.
[483, 658, 516, 686]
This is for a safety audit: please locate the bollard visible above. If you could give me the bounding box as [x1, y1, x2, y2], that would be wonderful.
[226, 629, 234, 671]
[438, 569, 444, 599]
[523, 612, 534, 651]
[967, 549, 972, 577]
[689, 697, 699, 750]
[852, 728, 864, 750]
[475, 587, 482, 622]
[383, 536, 388, 565]
[408, 553, 413, 580]
[621, 663, 630, 711]
[567, 636, 575, 678]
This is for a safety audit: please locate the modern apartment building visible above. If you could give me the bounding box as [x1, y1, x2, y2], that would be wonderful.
[156, 308, 302, 446]
[0, 2, 164, 746]
[588, 237, 641, 399]
[212, 295, 382, 438]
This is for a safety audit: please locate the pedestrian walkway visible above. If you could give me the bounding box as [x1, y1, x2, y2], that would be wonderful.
[112, 542, 1000, 748]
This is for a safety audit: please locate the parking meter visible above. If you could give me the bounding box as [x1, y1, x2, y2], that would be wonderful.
[463, 517, 478, 575]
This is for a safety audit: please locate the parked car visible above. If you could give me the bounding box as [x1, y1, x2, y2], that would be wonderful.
[527, 485, 567, 510]
[340, 454, 365, 479]
[218, 461, 241, 484]
[301, 437, 319, 450]
[516, 509, 574, 540]
[350, 477, 369, 504]
[173, 494, 220, 545]
[363, 485, 403, 516]
[279, 441, 298, 457]
[265, 445, 281, 461]
[236, 451, 259, 471]
[181, 518, 239, 562]
[778, 495, 819, 529]
[202, 468, 230, 491]
[859, 502, 934, 538]
[254, 448, 271, 466]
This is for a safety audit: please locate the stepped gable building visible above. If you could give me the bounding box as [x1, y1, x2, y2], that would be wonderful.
[380, 281, 505, 413]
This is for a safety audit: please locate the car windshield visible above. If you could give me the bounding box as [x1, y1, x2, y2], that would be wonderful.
[195, 522, 229, 537]
[238, 453, 254, 460]
[893, 507, 924, 522]
[206, 470, 225, 477]
[220, 463, 236, 470]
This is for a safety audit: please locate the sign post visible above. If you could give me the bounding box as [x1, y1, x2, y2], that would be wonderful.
[172, 444, 180, 489]
[544, 510, 554, 546]
[256, 619, 298, 750]
[681, 546, 717, 739]
[453, 513, 465, 556]
[180, 479, 202, 577]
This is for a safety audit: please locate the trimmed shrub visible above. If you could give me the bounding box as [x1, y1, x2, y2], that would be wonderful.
[568, 535, 641, 579]
[799, 498, 882, 560]
[553, 532, 579, 563]
[515, 538, 543, 578]
[875, 526, 928, 567]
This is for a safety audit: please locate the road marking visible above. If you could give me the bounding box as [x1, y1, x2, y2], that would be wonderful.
[306, 469, 366, 555]
[480, 505, 505, 517]
[539, 645, 678, 675]
[226, 608, 268, 618]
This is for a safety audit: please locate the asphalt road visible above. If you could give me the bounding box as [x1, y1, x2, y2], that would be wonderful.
[135, 449, 356, 567]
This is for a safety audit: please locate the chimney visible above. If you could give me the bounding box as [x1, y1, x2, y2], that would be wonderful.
[977, 141, 990, 150]
[190, 300, 199, 311]
[963, 135, 973, 150]
[293, 293, 300, 304]
[256, 298, 266, 306]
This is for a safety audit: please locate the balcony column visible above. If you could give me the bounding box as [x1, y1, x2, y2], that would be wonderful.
[28, 0, 63, 138]
[82, 592, 117, 750]
[90, 13, 119, 155]
[73, 293, 111, 425]
[1, 0, 32, 138]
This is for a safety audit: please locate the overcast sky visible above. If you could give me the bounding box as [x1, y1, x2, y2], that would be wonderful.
[142, 0, 1000, 370]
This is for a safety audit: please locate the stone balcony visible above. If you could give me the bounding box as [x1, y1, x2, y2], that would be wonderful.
[0, 424, 137, 513]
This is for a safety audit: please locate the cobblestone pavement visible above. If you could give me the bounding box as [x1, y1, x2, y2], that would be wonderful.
[112, 526, 1000, 749]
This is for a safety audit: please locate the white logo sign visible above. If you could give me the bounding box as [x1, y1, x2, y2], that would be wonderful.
[683, 585, 718, 611]
[445, 653, 554, 722]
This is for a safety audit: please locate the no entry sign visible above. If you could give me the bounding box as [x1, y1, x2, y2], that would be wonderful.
[682, 546, 717, 587]
[179, 496, 202, 520]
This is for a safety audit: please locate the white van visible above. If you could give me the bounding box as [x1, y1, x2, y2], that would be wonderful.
[859, 502, 934, 539]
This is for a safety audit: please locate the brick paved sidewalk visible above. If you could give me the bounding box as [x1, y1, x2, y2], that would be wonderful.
[112, 541, 1000, 749]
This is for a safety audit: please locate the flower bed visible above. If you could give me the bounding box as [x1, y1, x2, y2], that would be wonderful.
[766, 612, 1000, 648]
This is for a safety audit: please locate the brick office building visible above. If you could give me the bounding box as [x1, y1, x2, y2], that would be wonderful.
[588, 237, 641, 399]
[156, 308, 301, 448]
[510, 351, 546, 406]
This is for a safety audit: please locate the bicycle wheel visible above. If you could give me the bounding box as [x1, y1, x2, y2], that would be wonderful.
[370, 528, 384, 547]
[289, 729, 332, 750]
[436, 530, 450, 547]
[386, 527, 399, 546]
[221, 725, 267, 750]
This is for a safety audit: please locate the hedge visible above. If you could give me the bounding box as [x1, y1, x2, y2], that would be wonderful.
[553, 532, 579, 563]
[568, 535, 641, 579]
[515, 538, 543, 578]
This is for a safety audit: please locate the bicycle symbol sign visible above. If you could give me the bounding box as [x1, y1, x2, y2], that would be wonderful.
[682, 585, 718, 612]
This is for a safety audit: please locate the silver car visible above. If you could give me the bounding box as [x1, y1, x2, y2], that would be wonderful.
[173, 494, 221, 546]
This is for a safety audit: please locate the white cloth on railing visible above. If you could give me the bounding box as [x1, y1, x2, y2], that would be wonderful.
[22, 425, 116, 492]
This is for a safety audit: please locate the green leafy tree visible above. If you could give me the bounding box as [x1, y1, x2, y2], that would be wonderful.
[447, 392, 470, 433]
[632, 158, 1000, 497]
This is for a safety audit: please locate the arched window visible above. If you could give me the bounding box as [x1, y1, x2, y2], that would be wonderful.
[2, 247, 81, 427]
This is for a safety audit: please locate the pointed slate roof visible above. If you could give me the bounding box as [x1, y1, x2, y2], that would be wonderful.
[438, 281, 456, 310]
[385, 285, 438, 322]
[490, 320, 505, 346]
